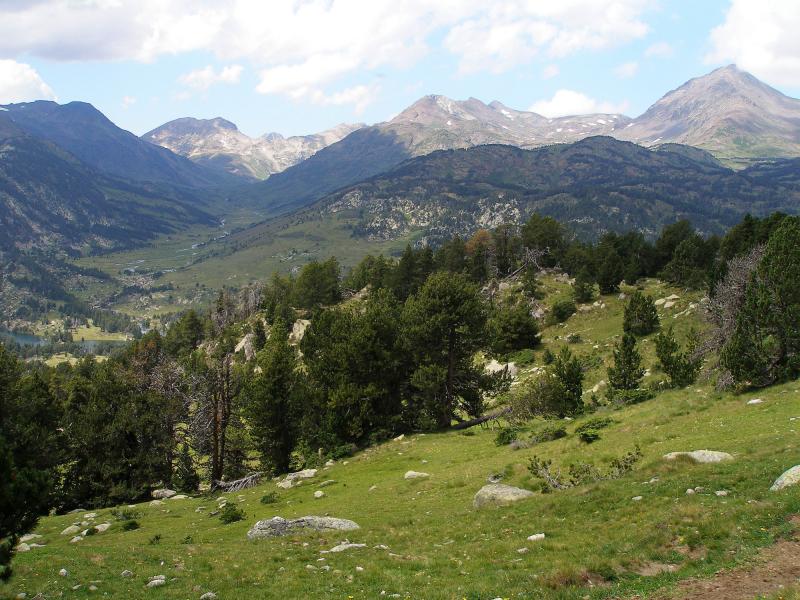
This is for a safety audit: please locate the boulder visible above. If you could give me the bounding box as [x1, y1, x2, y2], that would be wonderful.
[321, 542, 367, 553]
[94, 523, 111, 533]
[278, 468, 318, 489]
[121, 570, 134, 578]
[289, 319, 311, 344]
[404, 471, 429, 480]
[314, 491, 325, 499]
[170, 494, 188, 500]
[15, 543, 30, 553]
[247, 516, 360, 540]
[473, 484, 534, 508]
[770, 465, 800, 492]
[663, 450, 733, 463]
[20, 533, 42, 542]
[484, 359, 519, 378]
[527, 533, 546, 542]
[149, 500, 164, 507]
[655, 298, 666, 306]
[747, 398, 764, 405]
[234, 333, 257, 361]
[151, 489, 176, 499]
[663, 301, 676, 309]
[60, 525, 80, 536]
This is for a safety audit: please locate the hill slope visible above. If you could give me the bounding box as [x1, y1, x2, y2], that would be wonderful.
[0, 101, 233, 188]
[143, 118, 363, 180]
[5, 278, 800, 599]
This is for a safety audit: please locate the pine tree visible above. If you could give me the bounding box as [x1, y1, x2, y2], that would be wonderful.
[623, 291, 660, 336]
[655, 326, 701, 387]
[551, 347, 584, 414]
[173, 442, 200, 493]
[597, 248, 624, 294]
[572, 268, 595, 303]
[487, 303, 539, 356]
[607, 333, 645, 391]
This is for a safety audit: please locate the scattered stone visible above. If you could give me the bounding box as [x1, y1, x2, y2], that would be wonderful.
[247, 516, 360, 539]
[149, 500, 164, 507]
[88, 585, 98, 592]
[94, 523, 111, 533]
[121, 570, 134, 578]
[355, 566, 364, 572]
[20, 533, 42, 543]
[70, 536, 83, 543]
[527, 533, 546, 542]
[715, 490, 729, 497]
[685, 488, 695, 495]
[473, 484, 534, 508]
[663, 301, 676, 309]
[655, 298, 666, 306]
[200, 593, 217, 600]
[632, 496, 643, 502]
[278, 469, 318, 489]
[151, 489, 176, 500]
[770, 465, 800, 492]
[663, 450, 734, 463]
[59, 568, 68, 577]
[368, 485, 377, 492]
[694, 486, 706, 493]
[325, 459, 335, 467]
[147, 575, 166, 588]
[393, 434, 405, 442]
[276, 480, 293, 490]
[61, 525, 80, 536]
[16, 543, 30, 552]
[83, 512, 98, 519]
[404, 471, 429, 480]
[170, 494, 188, 500]
[747, 398, 764, 405]
[314, 491, 325, 499]
[486, 473, 503, 484]
[665, 294, 680, 301]
[318, 480, 336, 487]
[322, 542, 367, 553]
[305, 564, 317, 571]
[484, 359, 519, 378]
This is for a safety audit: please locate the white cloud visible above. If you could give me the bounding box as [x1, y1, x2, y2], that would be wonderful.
[645, 41, 673, 58]
[179, 64, 242, 91]
[542, 64, 560, 79]
[121, 95, 137, 109]
[614, 61, 639, 78]
[0, 1, 655, 109]
[0, 59, 55, 103]
[529, 89, 628, 117]
[309, 84, 380, 115]
[444, 0, 650, 74]
[707, 0, 800, 86]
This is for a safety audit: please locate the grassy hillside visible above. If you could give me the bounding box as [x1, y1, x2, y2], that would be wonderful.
[5, 278, 800, 599]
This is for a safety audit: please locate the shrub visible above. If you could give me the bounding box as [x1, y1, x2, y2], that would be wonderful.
[148, 534, 161, 545]
[574, 417, 615, 435]
[609, 388, 654, 406]
[551, 300, 577, 323]
[510, 375, 576, 421]
[122, 521, 140, 531]
[173, 443, 200, 493]
[530, 423, 567, 444]
[578, 429, 601, 443]
[623, 291, 660, 336]
[219, 504, 245, 525]
[260, 492, 278, 505]
[494, 427, 520, 446]
[487, 303, 540, 356]
[112, 508, 141, 521]
[528, 445, 642, 492]
[655, 326, 701, 387]
[542, 349, 555, 365]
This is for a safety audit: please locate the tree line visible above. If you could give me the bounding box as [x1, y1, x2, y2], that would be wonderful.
[2, 211, 798, 580]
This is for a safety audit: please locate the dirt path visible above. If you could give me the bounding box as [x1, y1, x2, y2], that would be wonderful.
[651, 517, 800, 600]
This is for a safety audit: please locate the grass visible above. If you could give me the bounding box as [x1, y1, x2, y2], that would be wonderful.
[4, 279, 800, 599]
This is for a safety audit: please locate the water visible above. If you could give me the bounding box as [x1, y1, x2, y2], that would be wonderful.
[0, 330, 127, 352]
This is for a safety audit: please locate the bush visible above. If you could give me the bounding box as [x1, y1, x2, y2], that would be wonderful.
[542, 349, 555, 365]
[578, 429, 601, 443]
[550, 300, 577, 323]
[623, 291, 660, 336]
[260, 492, 278, 505]
[219, 504, 245, 525]
[609, 388, 654, 406]
[574, 417, 615, 435]
[510, 374, 578, 421]
[494, 427, 520, 446]
[112, 508, 141, 521]
[529, 445, 642, 492]
[121, 521, 140, 531]
[530, 423, 567, 444]
[487, 303, 540, 356]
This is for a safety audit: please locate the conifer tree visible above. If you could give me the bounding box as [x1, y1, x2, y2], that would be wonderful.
[607, 333, 645, 391]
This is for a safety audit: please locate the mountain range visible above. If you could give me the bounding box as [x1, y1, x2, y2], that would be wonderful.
[2, 64, 800, 318]
[142, 118, 363, 180]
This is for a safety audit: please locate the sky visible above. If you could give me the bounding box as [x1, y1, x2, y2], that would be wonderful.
[0, 0, 799, 138]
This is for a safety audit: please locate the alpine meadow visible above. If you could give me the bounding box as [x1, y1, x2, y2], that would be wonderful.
[2, 2, 800, 600]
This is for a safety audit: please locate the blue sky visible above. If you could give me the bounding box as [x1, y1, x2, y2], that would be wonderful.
[1, 0, 799, 137]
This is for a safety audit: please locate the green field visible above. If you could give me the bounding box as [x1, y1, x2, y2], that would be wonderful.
[5, 280, 800, 599]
